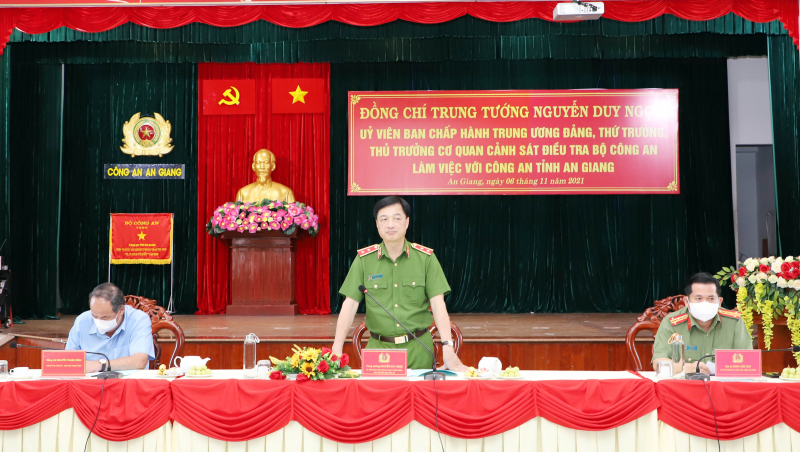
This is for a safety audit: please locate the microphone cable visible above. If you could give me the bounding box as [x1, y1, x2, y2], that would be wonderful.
[433, 376, 444, 452]
[701, 379, 721, 452]
[83, 377, 107, 452]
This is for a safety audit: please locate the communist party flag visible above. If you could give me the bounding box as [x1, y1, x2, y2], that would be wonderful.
[109, 213, 173, 264]
[272, 78, 325, 113]
[202, 80, 256, 115]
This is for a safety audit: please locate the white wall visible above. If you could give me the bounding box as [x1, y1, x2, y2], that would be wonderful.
[727, 57, 773, 261]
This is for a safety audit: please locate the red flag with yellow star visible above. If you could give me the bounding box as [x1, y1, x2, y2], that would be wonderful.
[272, 78, 325, 113]
[109, 213, 173, 264]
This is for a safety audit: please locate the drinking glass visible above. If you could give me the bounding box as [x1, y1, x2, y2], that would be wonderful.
[256, 360, 272, 377]
[0, 360, 8, 379]
[656, 361, 673, 379]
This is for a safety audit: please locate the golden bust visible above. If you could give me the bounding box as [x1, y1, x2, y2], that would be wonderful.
[236, 149, 296, 203]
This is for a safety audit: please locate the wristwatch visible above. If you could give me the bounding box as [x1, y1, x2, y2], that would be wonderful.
[98, 359, 108, 372]
[441, 340, 454, 348]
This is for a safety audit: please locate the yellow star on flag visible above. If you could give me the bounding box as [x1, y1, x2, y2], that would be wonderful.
[137, 232, 146, 240]
[289, 85, 308, 104]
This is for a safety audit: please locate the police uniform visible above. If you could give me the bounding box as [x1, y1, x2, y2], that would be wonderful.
[339, 240, 451, 369]
[652, 307, 753, 366]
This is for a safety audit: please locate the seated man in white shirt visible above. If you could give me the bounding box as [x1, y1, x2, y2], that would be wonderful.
[66, 283, 155, 372]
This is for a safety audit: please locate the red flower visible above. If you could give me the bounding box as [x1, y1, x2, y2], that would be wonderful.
[731, 275, 737, 283]
[340, 353, 350, 367]
[321, 347, 332, 356]
[791, 269, 800, 280]
[738, 267, 747, 276]
[330, 354, 339, 362]
[317, 360, 329, 373]
[793, 262, 800, 270]
[782, 262, 792, 273]
[760, 264, 770, 273]
[269, 371, 286, 380]
[296, 374, 309, 382]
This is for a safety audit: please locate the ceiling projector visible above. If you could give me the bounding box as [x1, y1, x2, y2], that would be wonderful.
[553, 1, 605, 21]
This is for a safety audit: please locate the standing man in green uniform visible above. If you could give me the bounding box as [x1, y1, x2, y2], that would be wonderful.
[652, 273, 753, 374]
[332, 196, 468, 371]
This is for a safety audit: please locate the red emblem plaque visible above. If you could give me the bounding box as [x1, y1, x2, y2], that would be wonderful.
[361, 349, 408, 377]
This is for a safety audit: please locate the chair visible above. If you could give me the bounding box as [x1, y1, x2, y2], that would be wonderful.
[351, 315, 463, 369]
[124, 295, 186, 369]
[625, 295, 687, 371]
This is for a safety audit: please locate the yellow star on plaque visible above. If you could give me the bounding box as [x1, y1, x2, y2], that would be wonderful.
[289, 85, 308, 104]
[137, 232, 146, 240]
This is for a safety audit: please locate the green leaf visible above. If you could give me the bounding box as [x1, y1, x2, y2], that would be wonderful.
[285, 224, 297, 235]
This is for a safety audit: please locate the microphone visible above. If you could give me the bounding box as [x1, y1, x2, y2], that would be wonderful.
[9, 342, 121, 379]
[358, 285, 446, 380]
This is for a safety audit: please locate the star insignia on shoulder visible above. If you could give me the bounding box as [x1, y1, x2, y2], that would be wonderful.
[669, 313, 689, 326]
[357, 244, 380, 257]
[411, 243, 433, 255]
[718, 308, 742, 319]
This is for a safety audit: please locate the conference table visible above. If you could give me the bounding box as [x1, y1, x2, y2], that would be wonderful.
[0, 370, 797, 452]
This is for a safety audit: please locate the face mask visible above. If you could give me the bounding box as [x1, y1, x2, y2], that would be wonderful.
[93, 312, 119, 334]
[689, 301, 719, 322]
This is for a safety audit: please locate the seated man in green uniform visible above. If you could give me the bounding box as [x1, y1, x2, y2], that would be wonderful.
[332, 196, 468, 371]
[652, 272, 753, 375]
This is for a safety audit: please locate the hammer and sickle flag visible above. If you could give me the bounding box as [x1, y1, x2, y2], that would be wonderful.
[202, 80, 256, 115]
[272, 78, 326, 114]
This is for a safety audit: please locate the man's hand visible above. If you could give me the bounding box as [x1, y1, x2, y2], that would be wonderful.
[443, 346, 468, 372]
[684, 361, 711, 375]
[85, 360, 103, 373]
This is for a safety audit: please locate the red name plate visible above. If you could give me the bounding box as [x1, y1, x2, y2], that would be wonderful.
[348, 89, 679, 196]
[361, 349, 407, 377]
[715, 349, 762, 379]
[41, 350, 86, 377]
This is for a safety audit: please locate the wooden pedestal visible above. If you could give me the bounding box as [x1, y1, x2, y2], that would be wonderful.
[221, 230, 300, 316]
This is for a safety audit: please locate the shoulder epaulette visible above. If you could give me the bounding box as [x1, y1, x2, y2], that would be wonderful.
[719, 308, 742, 320]
[411, 243, 433, 255]
[357, 244, 380, 257]
[669, 313, 689, 326]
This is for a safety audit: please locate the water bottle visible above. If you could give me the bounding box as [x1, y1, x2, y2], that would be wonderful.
[243, 333, 260, 378]
[671, 334, 685, 379]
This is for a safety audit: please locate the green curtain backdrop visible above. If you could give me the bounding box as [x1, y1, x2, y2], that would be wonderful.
[768, 35, 800, 257]
[56, 63, 198, 314]
[1, 14, 795, 316]
[330, 59, 736, 314]
[8, 60, 62, 318]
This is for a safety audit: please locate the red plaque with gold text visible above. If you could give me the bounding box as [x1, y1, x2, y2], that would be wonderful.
[348, 89, 679, 195]
[109, 213, 173, 264]
[41, 350, 86, 377]
[715, 349, 762, 379]
[361, 349, 408, 377]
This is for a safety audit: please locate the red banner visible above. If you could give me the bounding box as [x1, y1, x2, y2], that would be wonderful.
[202, 80, 256, 115]
[272, 78, 326, 114]
[109, 213, 173, 264]
[348, 89, 679, 195]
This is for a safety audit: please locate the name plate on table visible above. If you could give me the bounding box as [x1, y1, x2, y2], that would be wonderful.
[41, 350, 86, 377]
[715, 349, 761, 379]
[361, 349, 407, 377]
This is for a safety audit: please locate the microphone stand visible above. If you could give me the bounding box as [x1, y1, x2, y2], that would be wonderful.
[359, 285, 446, 380]
[9, 342, 121, 379]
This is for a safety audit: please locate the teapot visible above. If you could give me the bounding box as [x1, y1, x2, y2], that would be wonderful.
[174, 356, 211, 370]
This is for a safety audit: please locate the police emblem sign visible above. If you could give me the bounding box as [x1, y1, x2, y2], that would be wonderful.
[120, 112, 174, 157]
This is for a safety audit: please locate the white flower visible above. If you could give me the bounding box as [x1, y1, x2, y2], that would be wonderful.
[769, 256, 777, 263]
[743, 258, 753, 266]
[772, 262, 783, 273]
[757, 272, 768, 281]
[787, 256, 795, 263]
[746, 262, 756, 272]
[748, 274, 758, 284]
[793, 280, 800, 291]
[778, 277, 788, 288]
[769, 274, 779, 284]
[736, 277, 747, 287]
[761, 258, 770, 265]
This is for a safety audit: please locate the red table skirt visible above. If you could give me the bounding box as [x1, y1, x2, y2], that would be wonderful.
[1, 378, 798, 443]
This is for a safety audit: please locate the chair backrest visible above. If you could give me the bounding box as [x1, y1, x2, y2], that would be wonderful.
[351, 319, 463, 369]
[124, 295, 186, 369]
[625, 295, 687, 371]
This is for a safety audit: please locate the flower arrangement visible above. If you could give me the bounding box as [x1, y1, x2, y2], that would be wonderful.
[206, 199, 318, 238]
[269, 345, 351, 381]
[715, 256, 800, 363]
